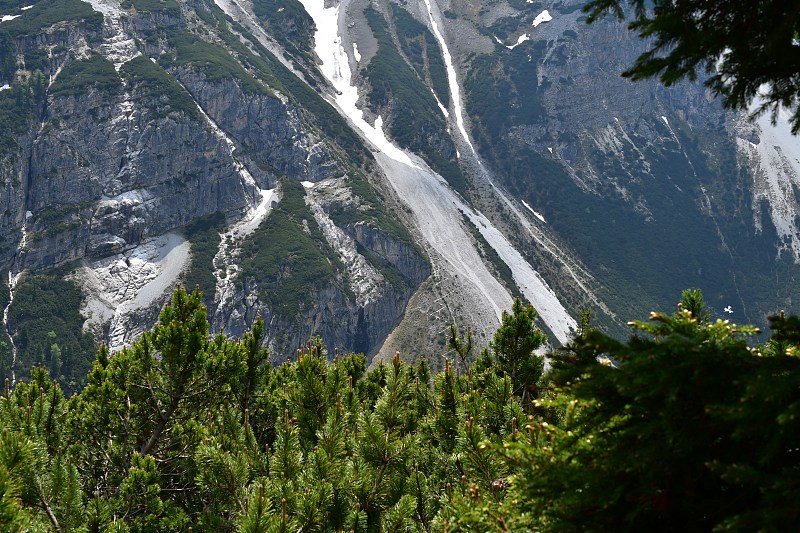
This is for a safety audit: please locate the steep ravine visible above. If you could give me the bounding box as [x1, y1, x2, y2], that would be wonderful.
[298, 0, 577, 347]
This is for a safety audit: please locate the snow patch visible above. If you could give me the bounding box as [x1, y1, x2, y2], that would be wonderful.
[21, 5, 33, 10]
[76, 234, 191, 352]
[3, 270, 23, 386]
[300, 0, 577, 343]
[432, 89, 449, 118]
[421, 0, 478, 158]
[0, 84, 9, 91]
[301, 181, 315, 189]
[0, 14, 20, 22]
[532, 10, 552, 27]
[5, 212, 34, 384]
[378, 153, 577, 344]
[661, 115, 669, 127]
[352, 42, 361, 62]
[496, 34, 530, 50]
[462, 206, 576, 342]
[547, 147, 553, 153]
[522, 200, 546, 223]
[297, 0, 419, 168]
[213, 189, 276, 316]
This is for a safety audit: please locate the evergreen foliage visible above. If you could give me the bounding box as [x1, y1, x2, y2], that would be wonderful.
[0, 0, 102, 38]
[5, 273, 97, 395]
[160, 31, 272, 96]
[240, 179, 342, 320]
[486, 298, 546, 397]
[0, 69, 45, 154]
[120, 0, 181, 15]
[181, 211, 226, 305]
[0, 287, 798, 531]
[49, 55, 121, 97]
[498, 289, 800, 531]
[251, 0, 315, 65]
[120, 55, 202, 121]
[390, 4, 450, 110]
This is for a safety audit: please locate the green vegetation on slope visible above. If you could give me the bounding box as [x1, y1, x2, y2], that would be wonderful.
[464, 43, 547, 151]
[0, 0, 102, 38]
[161, 31, 272, 96]
[364, 6, 466, 195]
[120, 0, 181, 15]
[240, 179, 342, 319]
[391, 3, 450, 109]
[0, 71, 43, 154]
[0, 273, 10, 382]
[6, 272, 97, 395]
[251, 0, 315, 65]
[120, 55, 202, 120]
[181, 212, 226, 306]
[49, 55, 121, 97]
[0, 30, 16, 81]
[327, 170, 413, 245]
[174, 1, 371, 166]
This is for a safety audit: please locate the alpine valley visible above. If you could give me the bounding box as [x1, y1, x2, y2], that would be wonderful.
[1, 0, 798, 390]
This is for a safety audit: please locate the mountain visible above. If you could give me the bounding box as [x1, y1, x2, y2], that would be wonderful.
[0, 0, 797, 389]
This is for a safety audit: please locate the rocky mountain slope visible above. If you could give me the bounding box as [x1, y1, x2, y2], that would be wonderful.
[0, 0, 797, 389]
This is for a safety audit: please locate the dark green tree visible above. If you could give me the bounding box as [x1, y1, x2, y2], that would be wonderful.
[500, 290, 800, 532]
[585, 0, 800, 132]
[488, 298, 547, 399]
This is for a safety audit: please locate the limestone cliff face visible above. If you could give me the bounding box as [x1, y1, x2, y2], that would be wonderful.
[4, 0, 797, 385]
[174, 71, 342, 186]
[345, 222, 429, 287]
[21, 84, 257, 268]
[210, 179, 430, 359]
[0, 139, 31, 267]
[0, 0, 429, 369]
[0, 16, 93, 268]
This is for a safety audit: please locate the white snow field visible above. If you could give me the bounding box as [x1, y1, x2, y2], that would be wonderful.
[76, 234, 191, 352]
[532, 10, 552, 27]
[421, 0, 478, 158]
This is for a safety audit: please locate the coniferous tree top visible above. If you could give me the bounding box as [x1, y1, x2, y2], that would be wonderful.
[585, 0, 800, 132]
[2, 287, 799, 531]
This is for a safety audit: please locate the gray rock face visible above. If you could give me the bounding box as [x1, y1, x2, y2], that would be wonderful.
[6, 0, 795, 377]
[19, 84, 257, 269]
[211, 207, 430, 359]
[0, 146, 30, 266]
[174, 70, 343, 186]
[345, 222, 429, 287]
[0, 0, 431, 367]
[440, 0, 800, 328]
